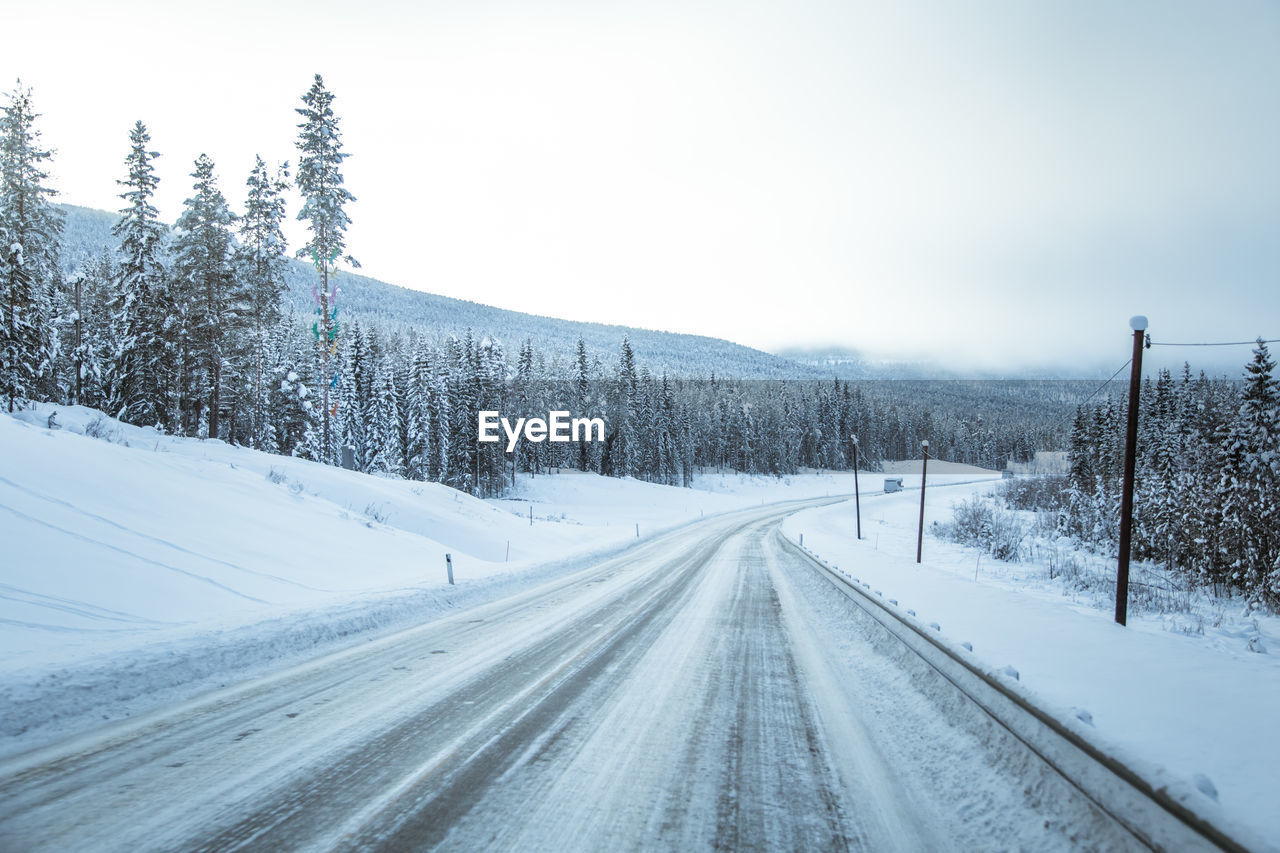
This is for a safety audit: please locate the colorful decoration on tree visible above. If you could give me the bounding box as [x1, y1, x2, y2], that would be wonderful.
[311, 274, 342, 391]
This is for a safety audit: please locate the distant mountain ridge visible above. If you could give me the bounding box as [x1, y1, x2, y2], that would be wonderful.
[56, 204, 829, 380]
[775, 345, 945, 380]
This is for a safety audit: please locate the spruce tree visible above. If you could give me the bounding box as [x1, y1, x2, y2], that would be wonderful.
[575, 337, 592, 471]
[112, 121, 170, 426]
[173, 153, 236, 437]
[1219, 341, 1280, 603]
[339, 320, 370, 470]
[608, 336, 638, 477]
[236, 156, 290, 448]
[404, 340, 433, 480]
[368, 354, 402, 475]
[0, 82, 63, 412]
[432, 365, 452, 484]
[295, 74, 357, 463]
[68, 250, 115, 409]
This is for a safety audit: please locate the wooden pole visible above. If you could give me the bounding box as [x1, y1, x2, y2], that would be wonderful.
[1115, 316, 1147, 626]
[852, 435, 862, 540]
[917, 440, 929, 563]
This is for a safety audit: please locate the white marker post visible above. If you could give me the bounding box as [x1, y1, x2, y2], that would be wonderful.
[445, 553, 454, 585]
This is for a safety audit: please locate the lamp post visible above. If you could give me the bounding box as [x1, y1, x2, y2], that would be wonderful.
[852, 434, 862, 540]
[1115, 316, 1147, 626]
[917, 439, 929, 564]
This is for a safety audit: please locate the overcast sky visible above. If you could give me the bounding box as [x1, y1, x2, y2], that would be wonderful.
[6, 0, 1279, 374]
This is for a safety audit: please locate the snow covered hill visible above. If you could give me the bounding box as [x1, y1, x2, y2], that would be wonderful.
[56, 204, 827, 380]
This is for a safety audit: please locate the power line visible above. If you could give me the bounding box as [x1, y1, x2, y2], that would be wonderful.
[1077, 359, 1132, 410]
[903, 334, 1273, 467]
[911, 358, 1133, 469]
[1038, 358, 1135, 440]
[1148, 337, 1279, 347]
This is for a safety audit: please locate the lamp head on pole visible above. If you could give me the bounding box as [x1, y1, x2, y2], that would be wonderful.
[921, 440, 929, 448]
[851, 434, 858, 445]
[1129, 315, 1148, 332]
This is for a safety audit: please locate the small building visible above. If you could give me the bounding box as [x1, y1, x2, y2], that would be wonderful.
[884, 477, 904, 493]
[1001, 469, 1014, 479]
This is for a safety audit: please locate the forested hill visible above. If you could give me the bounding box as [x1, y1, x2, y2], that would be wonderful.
[57, 204, 827, 380]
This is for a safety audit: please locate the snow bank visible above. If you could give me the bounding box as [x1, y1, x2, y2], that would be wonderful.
[780, 485, 1280, 848]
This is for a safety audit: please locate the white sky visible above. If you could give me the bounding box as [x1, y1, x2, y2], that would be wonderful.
[6, 0, 1279, 373]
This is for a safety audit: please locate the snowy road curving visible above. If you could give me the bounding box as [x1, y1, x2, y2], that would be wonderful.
[1, 496, 1143, 851]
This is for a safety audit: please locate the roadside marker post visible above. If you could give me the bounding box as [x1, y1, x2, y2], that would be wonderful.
[446, 553, 454, 585]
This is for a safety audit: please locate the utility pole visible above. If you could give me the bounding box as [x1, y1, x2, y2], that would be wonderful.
[917, 440, 929, 563]
[1115, 316, 1147, 626]
[852, 434, 862, 540]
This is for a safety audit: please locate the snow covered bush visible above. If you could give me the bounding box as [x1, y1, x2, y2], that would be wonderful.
[83, 414, 127, 446]
[1000, 474, 1068, 515]
[933, 496, 1027, 562]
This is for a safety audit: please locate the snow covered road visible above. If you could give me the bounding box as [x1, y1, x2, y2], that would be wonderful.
[0, 496, 1143, 851]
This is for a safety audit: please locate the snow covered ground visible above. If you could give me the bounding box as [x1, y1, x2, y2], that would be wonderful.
[0, 403, 983, 756]
[781, 486, 1280, 848]
[7, 402, 1271, 846]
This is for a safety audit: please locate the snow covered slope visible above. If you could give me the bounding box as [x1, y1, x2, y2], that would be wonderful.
[1, 405, 590, 669]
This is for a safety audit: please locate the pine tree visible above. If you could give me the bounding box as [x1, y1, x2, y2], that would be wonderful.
[295, 74, 358, 463]
[655, 373, 682, 486]
[236, 156, 290, 448]
[513, 339, 535, 477]
[404, 339, 433, 480]
[606, 336, 638, 477]
[173, 153, 236, 437]
[339, 320, 370, 470]
[0, 82, 63, 412]
[111, 121, 170, 426]
[1219, 341, 1280, 603]
[432, 363, 452, 483]
[270, 329, 314, 458]
[368, 354, 402, 475]
[67, 250, 115, 408]
[575, 337, 592, 472]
